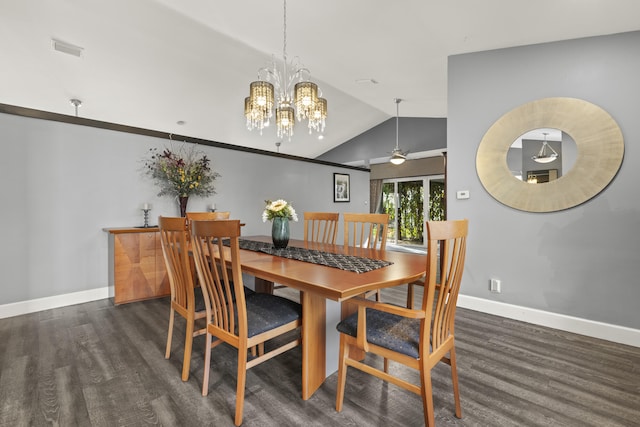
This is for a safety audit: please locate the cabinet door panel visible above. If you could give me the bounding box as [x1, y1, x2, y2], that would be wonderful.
[113, 233, 159, 304]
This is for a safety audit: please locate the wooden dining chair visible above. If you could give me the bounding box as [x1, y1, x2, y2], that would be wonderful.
[267, 211, 340, 298]
[185, 211, 231, 237]
[343, 212, 389, 250]
[185, 211, 231, 221]
[158, 215, 208, 381]
[185, 211, 232, 282]
[335, 219, 468, 426]
[304, 211, 339, 244]
[191, 219, 302, 426]
[343, 212, 389, 300]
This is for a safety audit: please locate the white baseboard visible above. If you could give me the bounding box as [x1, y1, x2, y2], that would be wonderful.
[0, 287, 110, 319]
[458, 294, 640, 348]
[2, 289, 638, 348]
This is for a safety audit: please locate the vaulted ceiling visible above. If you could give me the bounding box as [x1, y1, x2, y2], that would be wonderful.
[2, 0, 639, 158]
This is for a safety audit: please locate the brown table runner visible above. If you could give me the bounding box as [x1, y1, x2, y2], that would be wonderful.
[229, 239, 393, 274]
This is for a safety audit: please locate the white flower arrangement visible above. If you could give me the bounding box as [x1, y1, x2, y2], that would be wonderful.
[262, 199, 298, 222]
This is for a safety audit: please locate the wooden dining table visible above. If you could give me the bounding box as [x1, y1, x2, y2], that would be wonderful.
[231, 236, 427, 400]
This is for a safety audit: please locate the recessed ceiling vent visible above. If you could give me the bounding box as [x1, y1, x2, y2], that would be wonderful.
[52, 38, 84, 57]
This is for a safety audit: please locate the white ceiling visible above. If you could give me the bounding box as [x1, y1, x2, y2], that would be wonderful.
[1, 0, 639, 158]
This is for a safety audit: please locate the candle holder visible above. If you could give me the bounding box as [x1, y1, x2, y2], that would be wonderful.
[142, 208, 151, 228]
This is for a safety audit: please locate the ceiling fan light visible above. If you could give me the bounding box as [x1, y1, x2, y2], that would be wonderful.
[390, 149, 406, 165]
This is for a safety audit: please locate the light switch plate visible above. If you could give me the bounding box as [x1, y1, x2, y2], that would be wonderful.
[456, 190, 470, 199]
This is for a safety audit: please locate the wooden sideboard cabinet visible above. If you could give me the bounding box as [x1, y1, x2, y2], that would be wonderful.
[104, 227, 170, 304]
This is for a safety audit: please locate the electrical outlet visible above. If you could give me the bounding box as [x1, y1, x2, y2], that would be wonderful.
[490, 278, 501, 293]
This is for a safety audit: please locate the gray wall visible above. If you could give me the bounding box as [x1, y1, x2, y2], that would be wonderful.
[317, 117, 446, 164]
[0, 112, 369, 306]
[447, 31, 640, 329]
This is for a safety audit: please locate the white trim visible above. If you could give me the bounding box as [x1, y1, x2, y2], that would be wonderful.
[458, 294, 640, 348]
[2, 289, 638, 349]
[0, 287, 110, 319]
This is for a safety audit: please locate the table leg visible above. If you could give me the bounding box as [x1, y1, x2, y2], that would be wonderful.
[301, 291, 326, 400]
[254, 277, 274, 293]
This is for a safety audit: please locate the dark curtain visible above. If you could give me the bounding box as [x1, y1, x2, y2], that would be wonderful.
[369, 179, 383, 213]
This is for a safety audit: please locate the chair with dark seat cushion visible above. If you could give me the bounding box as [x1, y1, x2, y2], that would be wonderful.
[159, 216, 208, 381]
[191, 219, 302, 426]
[160, 215, 252, 381]
[335, 219, 469, 426]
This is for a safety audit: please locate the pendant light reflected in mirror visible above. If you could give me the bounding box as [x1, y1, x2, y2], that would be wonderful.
[389, 98, 406, 165]
[532, 132, 558, 163]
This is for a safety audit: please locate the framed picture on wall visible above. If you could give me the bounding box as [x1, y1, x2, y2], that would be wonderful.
[334, 173, 350, 202]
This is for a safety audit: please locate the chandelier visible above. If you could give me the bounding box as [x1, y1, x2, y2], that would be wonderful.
[244, 0, 327, 141]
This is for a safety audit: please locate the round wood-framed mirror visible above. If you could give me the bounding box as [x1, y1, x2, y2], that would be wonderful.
[476, 97, 624, 212]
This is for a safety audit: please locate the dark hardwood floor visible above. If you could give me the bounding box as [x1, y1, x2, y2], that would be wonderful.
[1, 285, 639, 426]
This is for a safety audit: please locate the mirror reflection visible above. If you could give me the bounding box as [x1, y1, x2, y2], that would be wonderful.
[476, 97, 624, 212]
[508, 128, 577, 184]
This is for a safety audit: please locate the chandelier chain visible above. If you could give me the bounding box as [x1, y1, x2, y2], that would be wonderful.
[283, 0, 287, 65]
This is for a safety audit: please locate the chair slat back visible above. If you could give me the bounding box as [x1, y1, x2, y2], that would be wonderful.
[422, 219, 468, 352]
[343, 213, 389, 250]
[186, 211, 230, 235]
[159, 216, 196, 311]
[304, 212, 339, 244]
[185, 211, 231, 221]
[190, 219, 246, 339]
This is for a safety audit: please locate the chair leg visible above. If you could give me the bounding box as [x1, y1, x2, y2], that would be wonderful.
[165, 308, 175, 359]
[182, 319, 194, 381]
[449, 347, 462, 418]
[420, 365, 435, 427]
[335, 336, 349, 412]
[202, 332, 213, 396]
[234, 346, 248, 426]
[406, 283, 415, 309]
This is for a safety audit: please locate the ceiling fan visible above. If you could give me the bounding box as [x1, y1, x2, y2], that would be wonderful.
[389, 98, 407, 165]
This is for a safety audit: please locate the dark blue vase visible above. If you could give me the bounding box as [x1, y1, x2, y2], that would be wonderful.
[271, 217, 290, 249]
